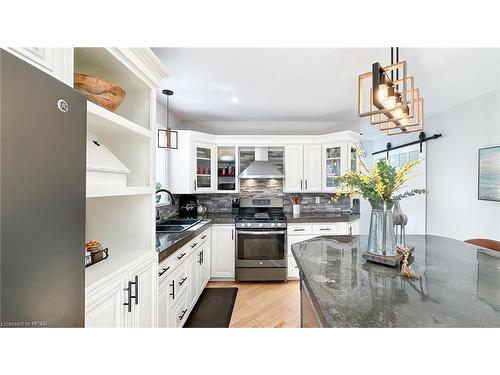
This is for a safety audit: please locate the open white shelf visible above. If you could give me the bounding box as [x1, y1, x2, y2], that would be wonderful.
[87, 101, 152, 139]
[74, 48, 151, 130]
[86, 185, 153, 198]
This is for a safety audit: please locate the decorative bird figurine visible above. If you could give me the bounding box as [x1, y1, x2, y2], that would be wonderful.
[392, 200, 408, 247]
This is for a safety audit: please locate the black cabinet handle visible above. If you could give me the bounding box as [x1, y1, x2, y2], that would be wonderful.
[134, 275, 139, 305]
[300, 179, 303, 190]
[231, 229, 234, 240]
[179, 309, 188, 320]
[319, 228, 331, 231]
[177, 252, 186, 260]
[305, 179, 308, 190]
[201, 235, 207, 240]
[194, 180, 197, 190]
[294, 228, 305, 232]
[169, 280, 175, 300]
[158, 266, 170, 277]
[349, 226, 352, 235]
[198, 251, 202, 265]
[178, 276, 188, 286]
[201, 249, 204, 264]
[123, 281, 133, 313]
[191, 242, 198, 248]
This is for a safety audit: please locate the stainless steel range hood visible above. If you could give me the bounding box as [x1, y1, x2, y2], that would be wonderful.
[238, 147, 284, 179]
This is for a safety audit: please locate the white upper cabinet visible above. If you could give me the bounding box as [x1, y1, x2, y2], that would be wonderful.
[5, 48, 73, 86]
[216, 146, 239, 193]
[284, 145, 321, 192]
[322, 142, 345, 192]
[347, 141, 359, 173]
[303, 145, 322, 192]
[284, 145, 304, 192]
[194, 143, 216, 192]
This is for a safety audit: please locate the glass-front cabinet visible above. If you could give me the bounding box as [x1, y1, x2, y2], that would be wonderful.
[348, 141, 359, 173]
[216, 146, 238, 192]
[322, 143, 344, 191]
[322, 142, 360, 192]
[194, 143, 215, 192]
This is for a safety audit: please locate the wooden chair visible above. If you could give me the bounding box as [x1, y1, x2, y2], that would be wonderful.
[465, 238, 500, 252]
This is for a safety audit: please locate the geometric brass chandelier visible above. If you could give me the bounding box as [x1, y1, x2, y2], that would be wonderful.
[358, 47, 424, 136]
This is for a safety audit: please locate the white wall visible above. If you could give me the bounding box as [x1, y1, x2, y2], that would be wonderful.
[426, 90, 500, 241]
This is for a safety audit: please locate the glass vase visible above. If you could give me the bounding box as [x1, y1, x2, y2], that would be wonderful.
[367, 200, 397, 256]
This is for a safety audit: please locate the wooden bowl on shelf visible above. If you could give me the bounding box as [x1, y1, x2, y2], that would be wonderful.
[74, 73, 126, 112]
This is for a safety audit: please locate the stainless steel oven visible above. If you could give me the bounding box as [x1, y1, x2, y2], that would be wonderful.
[236, 229, 287, 268]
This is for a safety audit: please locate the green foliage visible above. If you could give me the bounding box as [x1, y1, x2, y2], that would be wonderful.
[155, 181, 162, 191]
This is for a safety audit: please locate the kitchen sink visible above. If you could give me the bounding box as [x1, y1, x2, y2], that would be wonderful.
[159, 219, 202, 226]
[156, 219, 202, 233]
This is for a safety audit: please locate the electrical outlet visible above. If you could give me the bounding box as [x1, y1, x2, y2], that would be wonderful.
[315, 196, 320, 204]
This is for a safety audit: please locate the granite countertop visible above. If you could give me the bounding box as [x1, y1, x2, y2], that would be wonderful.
[292, 235, 500, 327]
[155, 213, 237, 262]
[156, 219, 213, 262]
[286, 212, 360, 223]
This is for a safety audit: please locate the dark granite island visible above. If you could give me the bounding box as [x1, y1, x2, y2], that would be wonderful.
[291, 235, 500, 327]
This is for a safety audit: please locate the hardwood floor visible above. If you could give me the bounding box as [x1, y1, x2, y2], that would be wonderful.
[207, 280, 300, 328]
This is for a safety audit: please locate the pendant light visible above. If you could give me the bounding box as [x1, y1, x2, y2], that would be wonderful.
[358, 47, 424, 136]
[158, 89, 178, 149]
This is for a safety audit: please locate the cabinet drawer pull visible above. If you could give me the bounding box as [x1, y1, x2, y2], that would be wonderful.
[198, 251, 202, 265]
[179, 309, 188, 320]
[177, 252, 187, 260]
[178, 276, 188, 286]
[305, 179, 308, 190]
[319, 228, 331, 231]
[158, 266, 170, 277]
[201, 235, 207, 240]
[294, 228, 305, 232]
[201, 249, 204, 264]
[294, 265, 299, 269]
[191, 242, 198, 248]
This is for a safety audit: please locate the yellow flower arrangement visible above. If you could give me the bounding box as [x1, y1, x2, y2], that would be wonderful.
[330, 154, 425, 204]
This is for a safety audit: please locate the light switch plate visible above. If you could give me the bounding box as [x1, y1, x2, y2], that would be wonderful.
[315, 196, 320, 204]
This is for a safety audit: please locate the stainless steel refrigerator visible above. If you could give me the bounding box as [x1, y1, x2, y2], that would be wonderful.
[0, 50, 86, 327]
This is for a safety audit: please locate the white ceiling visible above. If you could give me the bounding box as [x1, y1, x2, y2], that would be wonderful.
[153, 48, 500, 136]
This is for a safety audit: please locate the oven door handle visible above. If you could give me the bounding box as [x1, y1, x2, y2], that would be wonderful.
[237, 230, 286, 235]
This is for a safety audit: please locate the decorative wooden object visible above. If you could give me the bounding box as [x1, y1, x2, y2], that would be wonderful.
[362, 245, 414, 267]
[74, 73, 126, 112]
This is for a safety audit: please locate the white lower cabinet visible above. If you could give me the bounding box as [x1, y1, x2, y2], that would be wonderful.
[211, 224, 235, 279]
[157, 227, 212, 328]
[85, 252, 158, 328]
[287, 221, 360, 279]
[85, 273, 127, 328]
[126, 255, 158, 328]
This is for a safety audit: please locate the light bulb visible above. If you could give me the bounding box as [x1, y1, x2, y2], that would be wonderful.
[377, 84, 388, 102]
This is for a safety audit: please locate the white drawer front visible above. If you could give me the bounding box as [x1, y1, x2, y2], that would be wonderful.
[312, 223, 347, 235]
[288, 224, 313, 235]
[170, 291, 189, 328]
[158, 257, 173, 283]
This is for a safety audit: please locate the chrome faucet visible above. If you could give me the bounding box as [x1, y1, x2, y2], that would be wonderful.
[156, 189, 175, 205]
